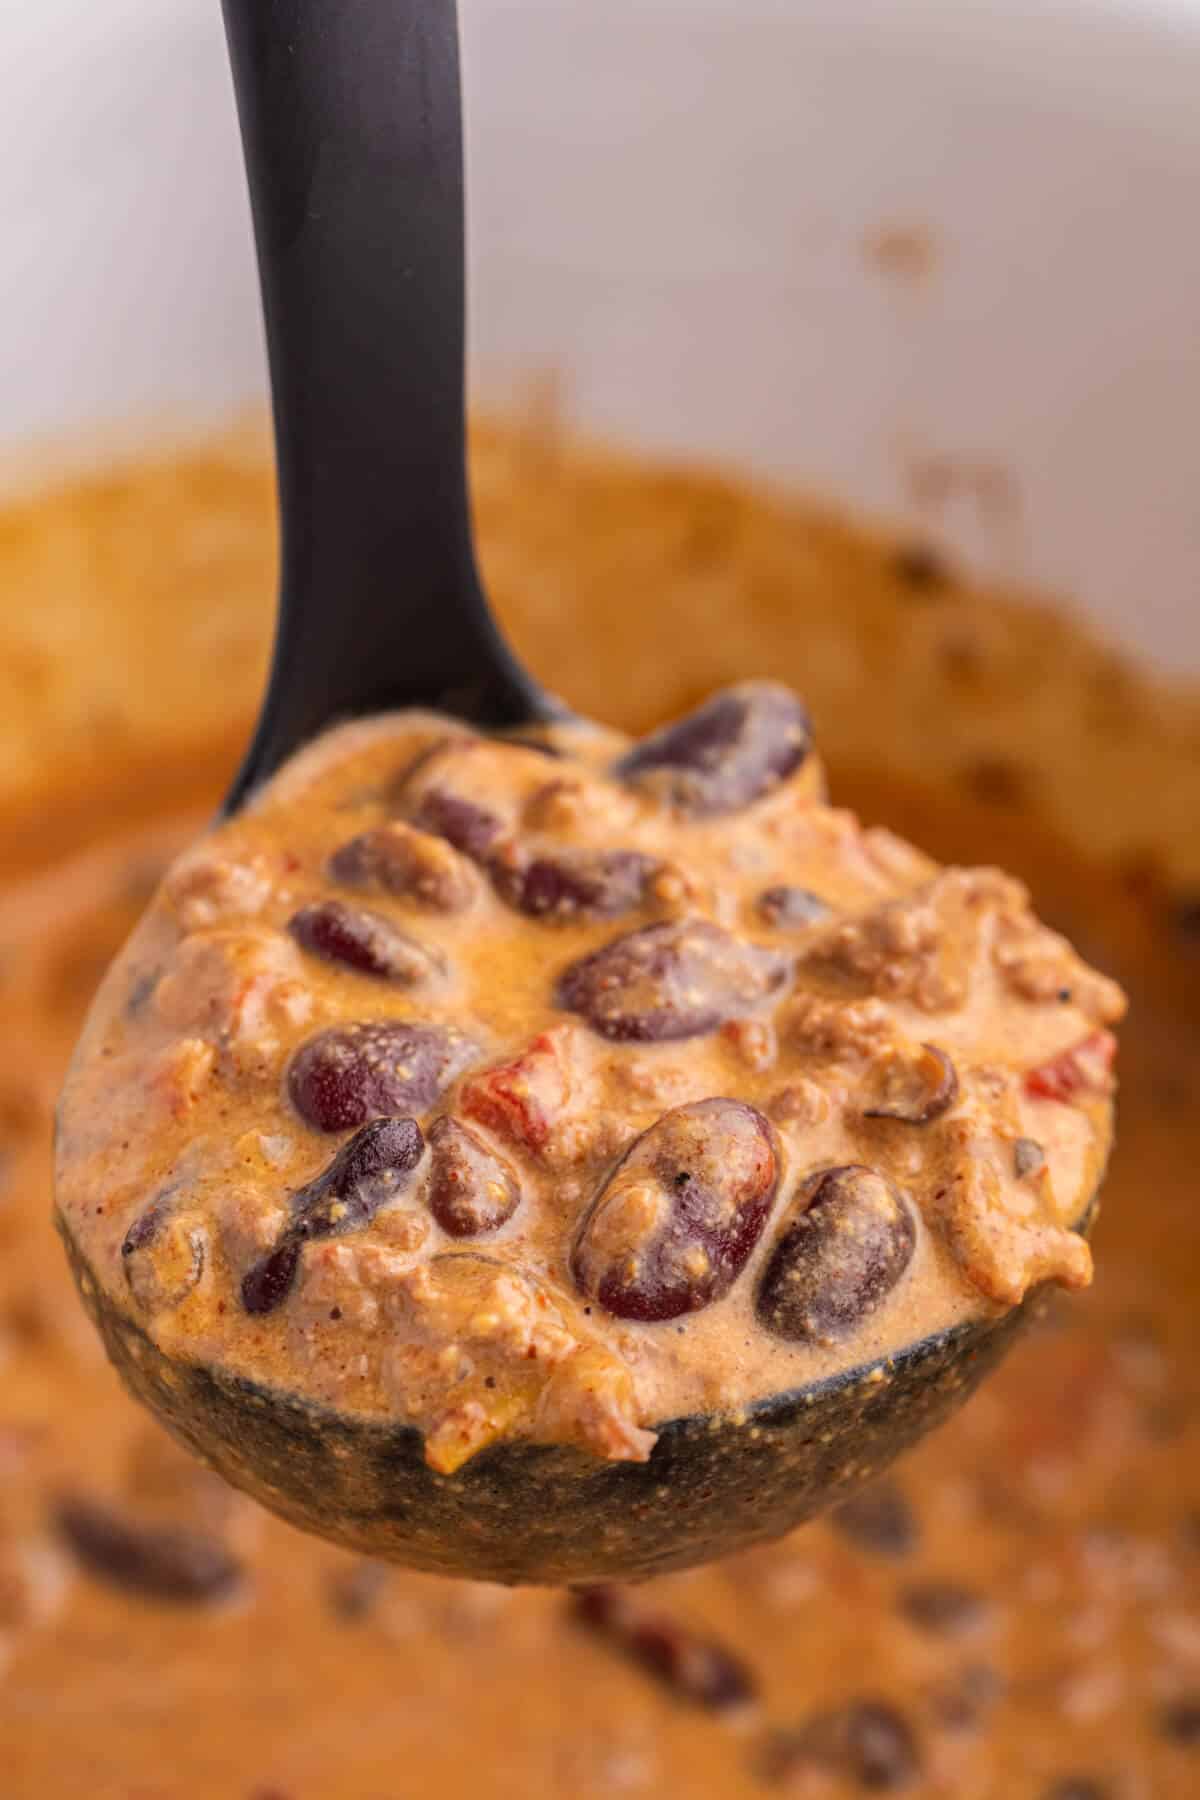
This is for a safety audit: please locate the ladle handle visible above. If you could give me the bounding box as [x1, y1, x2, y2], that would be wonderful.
[220, 0, 555, 810]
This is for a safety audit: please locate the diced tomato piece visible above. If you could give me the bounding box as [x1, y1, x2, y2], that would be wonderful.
[1025, 1029, 1117, 1102]
[460, 1028, 573, 1155]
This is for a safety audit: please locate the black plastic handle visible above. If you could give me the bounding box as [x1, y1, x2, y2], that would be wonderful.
[220, 0, 558, 811]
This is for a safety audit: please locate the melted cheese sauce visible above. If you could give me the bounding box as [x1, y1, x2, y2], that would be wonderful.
[0, 435, 1197, 1796]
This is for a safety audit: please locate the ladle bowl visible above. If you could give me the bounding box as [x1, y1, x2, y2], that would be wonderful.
[60, 1217, 1067, 1584]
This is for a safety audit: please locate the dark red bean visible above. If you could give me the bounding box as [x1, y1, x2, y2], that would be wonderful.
[491, 847, 657, 923]
[1159, 1696, 1200, 1747]
[120, 1191, 175, 1256]
[326, 1559, 389, 1621]
[926, 1663, 1002, 1735]
[426, 1116, 520, 1238]
[289, 899, 443, 985]
[121, 1191, 205, 1314]
[557, 919, 790, 1043]
[757, 1166, 916, 1345]
[287, 1022, 479, 1132]
[410, 786, 503, 861]
[613, 681, 811, 818]
[831, 1481, 919, 1559]
[1169, 890, 1200, 944]
[862, 1044, 959, 1125]
[329, 822, 479, 914]
[572, 1099, 778, 1322]
[960, 754, 1032, 809]
[570, 1586, 756, 1712]
[241, 1118, 425, 1315]
[898, 1581, 988, 1638]
[292, 1116, 424, 1236]
[54, 1494, 243, 1605]
[757, 1700, 921, 1790]
[892, 541, 952, 594]
[240, 1238, 302, 1317]
[757, 885, 832, 928]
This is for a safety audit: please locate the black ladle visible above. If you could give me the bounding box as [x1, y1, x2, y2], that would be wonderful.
[221, 0, 560, 816]
[60, 0, 1094, 1584]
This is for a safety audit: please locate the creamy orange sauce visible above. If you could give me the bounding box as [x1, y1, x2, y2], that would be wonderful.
[0, 762, 1195, 1798]
[57, 699, 1117, 1478]
[0, 430, 1197, 1796]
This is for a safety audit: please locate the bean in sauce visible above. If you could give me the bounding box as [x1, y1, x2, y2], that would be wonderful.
[15, 429, 1194, 1798]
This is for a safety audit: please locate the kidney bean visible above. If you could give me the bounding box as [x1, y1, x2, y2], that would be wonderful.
[397, 733, 586, 868]
[240, 1239, 302, 1316]
[572, 1098, 778, 1322]
[898, 1581, 988, 1638]
[121, 1194, 206, 1314]
[570, 1586, 757, 1712]
[1168, 889, 1200, 943]
[863, 1044, 959, 1125]
[54, 1495, 243, 1605]
[961, 754, 1031, 809]
[426, 1117, 520, 1237]
[287, 1022, 479, 1132]
[329, 822, 479, 913]
[1159, 1696, 1200, 1747]
[289, 900, 443, 985]
[326, 1559, 389, 1621]
[926, 1663, 1002, 1735]
[893, 540, 951, 593]
[1041, 1779, 1111, 1800]
[757, 1166, 916, 1344]
[294, 1116, 423, 1234]
[757, 885, 832, 928]
[613, 681, 811, 817]
[241, 1118, 424, 1315]
[410, 787, 503, 861]
[831, 1481, 919, 1559]
[557, 919, 790, 1043]
[490, 847, 657, 923]
[757, 1700, 921, 1790]
[1025, 1030, 1118, 1102]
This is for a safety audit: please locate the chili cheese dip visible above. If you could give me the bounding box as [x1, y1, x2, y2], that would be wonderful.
[55, 684, 1122, 1478]
[2, 431, 1198, 1797]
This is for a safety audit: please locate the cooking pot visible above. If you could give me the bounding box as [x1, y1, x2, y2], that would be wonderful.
[1, 0, 1196, 670]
